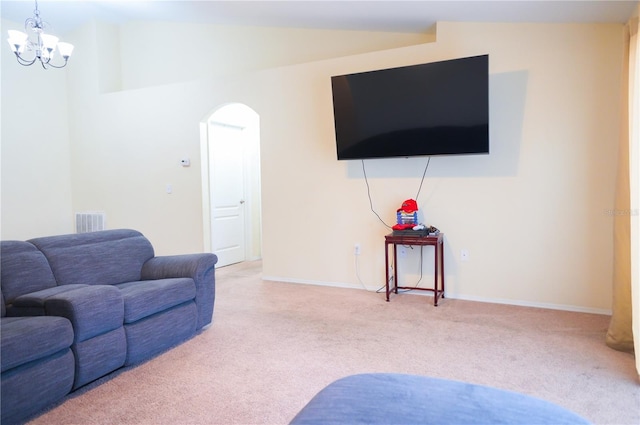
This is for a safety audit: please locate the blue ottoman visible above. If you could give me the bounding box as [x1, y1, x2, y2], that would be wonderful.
[290, 373, 590, 424]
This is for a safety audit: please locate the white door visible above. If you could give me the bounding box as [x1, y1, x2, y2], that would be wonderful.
[209, 122, 246, 267]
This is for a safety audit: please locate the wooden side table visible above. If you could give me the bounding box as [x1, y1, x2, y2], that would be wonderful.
[384, 232, 445, 306]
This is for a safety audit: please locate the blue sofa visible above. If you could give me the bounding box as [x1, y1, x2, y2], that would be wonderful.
[1, 229, 218, 424]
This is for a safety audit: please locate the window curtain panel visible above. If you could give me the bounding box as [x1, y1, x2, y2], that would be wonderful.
[606, 7, 639, 378]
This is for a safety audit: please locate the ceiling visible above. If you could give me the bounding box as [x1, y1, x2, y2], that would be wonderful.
[1, 0, 637, 35]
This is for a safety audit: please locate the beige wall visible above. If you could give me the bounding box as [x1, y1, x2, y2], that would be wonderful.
[1, 18, 625, 313]
[252, 22, 623, 313]
[117, 21, 435, 90]
[58, 21, 433, 256]
[0, 19, 431, 244]
[1, 19, 74, 240]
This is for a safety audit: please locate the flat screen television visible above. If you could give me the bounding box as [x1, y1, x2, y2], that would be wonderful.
[331, 54, 489, 160]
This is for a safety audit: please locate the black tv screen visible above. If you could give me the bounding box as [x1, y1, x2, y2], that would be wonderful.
[331, 54, 489, 160]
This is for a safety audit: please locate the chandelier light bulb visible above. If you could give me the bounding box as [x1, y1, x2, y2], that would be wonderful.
[57, 42, 74, 59]
[40, 33, 59, 50]
[7, 29, 28, 43]
[6, 29, 28, 53]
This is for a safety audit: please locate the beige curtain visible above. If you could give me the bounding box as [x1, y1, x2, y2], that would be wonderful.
[606, 8, 639, 377]
[630, 10, 640, 376]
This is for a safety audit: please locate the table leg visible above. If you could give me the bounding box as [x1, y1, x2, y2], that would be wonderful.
[440, 239, 445, 299]
[433, 244, 439, 306]
[385, 241, 390, 302]
[393, 244, 399, 294]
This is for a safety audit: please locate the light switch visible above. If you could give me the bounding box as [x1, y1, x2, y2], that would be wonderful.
[166, 184, 172, 194]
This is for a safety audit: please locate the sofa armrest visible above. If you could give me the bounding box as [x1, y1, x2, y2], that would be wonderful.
[8, 284, 88, 317]
[45, 285, 124, 342]
[141, 254, 218, 282]
[141, 254, 218, 330]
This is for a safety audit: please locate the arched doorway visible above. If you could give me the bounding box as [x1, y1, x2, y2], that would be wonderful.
[200, 103, 261, 267]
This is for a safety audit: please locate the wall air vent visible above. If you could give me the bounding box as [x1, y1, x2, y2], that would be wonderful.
[75, 212, 106, 233]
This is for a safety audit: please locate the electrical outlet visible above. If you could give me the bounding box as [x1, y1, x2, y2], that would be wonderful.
[354, 244, 361, 256]
[461, 249, 470, 261]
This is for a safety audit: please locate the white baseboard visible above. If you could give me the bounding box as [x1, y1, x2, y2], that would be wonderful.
[261, 276, 612, 316]
[263, 275, 364, 291]
[448, 293, 612, 315]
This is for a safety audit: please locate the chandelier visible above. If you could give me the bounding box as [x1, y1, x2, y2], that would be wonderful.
[6, 0, 74, 69]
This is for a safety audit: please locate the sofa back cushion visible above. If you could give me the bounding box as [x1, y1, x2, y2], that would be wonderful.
[1, 241, 58, 305]
[28, 229, 155, 287]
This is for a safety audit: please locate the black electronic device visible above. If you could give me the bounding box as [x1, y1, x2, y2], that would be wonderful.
[331, 54, 489, 160]
[392, 229, 428, 237]
[427, 226, 440, 235]
[391, 225, 440, 237]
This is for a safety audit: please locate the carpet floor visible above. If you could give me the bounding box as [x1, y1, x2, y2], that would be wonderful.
[29, 260, 639, 425]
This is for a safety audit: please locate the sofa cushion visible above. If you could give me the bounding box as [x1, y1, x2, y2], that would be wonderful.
[28, 229, 155, 287]
[124, 301, 197, 365]
[8, 284, 88, 316]
[1, 316, 74, 372]
[0, 241, 57, 304]
[116, 278, 196, 323]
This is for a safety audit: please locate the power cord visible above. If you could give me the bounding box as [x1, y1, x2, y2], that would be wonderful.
[354, 253, 388, 292]
[358, 157, 432, 292]
[362, 157, 431, 227]
[415, 156, 431, 200]
[375, 263, 393, 293]
[357, 246, 425, 295]
[362, 160, 393, 229]
[397, 245, 425, 293]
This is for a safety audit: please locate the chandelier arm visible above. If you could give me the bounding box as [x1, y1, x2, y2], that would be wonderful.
[45, 60, 69, 69]
[25, 18, 34, 31]
[14, 53, 38, 67]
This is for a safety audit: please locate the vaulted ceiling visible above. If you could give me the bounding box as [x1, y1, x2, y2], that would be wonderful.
[1, 0, 637, 35]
